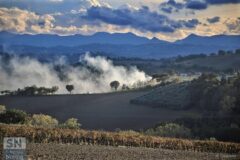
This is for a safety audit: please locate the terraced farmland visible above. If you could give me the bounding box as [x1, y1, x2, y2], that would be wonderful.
[131, 82, 191, 109]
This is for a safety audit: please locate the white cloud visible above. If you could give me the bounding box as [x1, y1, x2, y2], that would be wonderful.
[0, 0, 110, 14]
[0, 7, 56, 33]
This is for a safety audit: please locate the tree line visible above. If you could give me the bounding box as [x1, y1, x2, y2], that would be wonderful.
[175, 48, 240, 62]
[1, 80, 126, 96]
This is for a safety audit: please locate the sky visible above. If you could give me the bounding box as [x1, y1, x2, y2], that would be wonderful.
[0, 0, 239, 41]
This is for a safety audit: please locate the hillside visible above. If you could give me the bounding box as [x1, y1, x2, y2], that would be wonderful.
[175, 34, 240, 47]
[0, 91, 199, 130]
[132, 73, 240, 114]
[113, 52, 240, 74]
[175, 54, 240, 71]
[131, 82, 191, 109]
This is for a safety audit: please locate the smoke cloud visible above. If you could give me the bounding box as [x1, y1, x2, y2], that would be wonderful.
[0, 53, 151, 94]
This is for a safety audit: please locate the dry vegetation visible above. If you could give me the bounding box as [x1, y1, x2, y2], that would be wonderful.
[0, 124, 239, 154]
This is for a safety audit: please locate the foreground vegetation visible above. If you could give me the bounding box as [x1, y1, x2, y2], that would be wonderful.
[1, 143, 237, 160]
[0, 124, 239, 154]
[0, 105, 81, 129]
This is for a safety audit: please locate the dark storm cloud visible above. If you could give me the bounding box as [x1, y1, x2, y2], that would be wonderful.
[161, 7, 173, 13]
[182, 19, 200, 28]
[207, 16, 220, 23]
[159, 0, 184, 13]
[159, 0, 240, 13]
[83, 6, 199, 33]
[206, 0, 240, 4]
[186, 1, 208, 10]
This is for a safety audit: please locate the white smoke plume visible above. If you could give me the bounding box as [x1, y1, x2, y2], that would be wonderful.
[0, 53, 151, 94]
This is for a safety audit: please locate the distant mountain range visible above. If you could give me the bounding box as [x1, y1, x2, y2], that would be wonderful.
[0, 31, 239, 58]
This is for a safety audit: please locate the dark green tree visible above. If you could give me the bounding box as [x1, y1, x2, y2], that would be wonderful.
[66, 85, 74, 94]
[110, 81, 120, 90]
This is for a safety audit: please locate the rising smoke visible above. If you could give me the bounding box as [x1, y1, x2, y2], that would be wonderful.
[0, 53, 151, 94]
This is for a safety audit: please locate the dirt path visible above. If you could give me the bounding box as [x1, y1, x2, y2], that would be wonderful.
[23, 143, 239, 160]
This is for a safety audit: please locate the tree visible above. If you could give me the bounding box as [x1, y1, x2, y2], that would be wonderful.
[28, 114, 58, 128]
[122, 84, 130, 90]
[220, 95, 236, 113]
[110, 81, 120, 90]
[0, 90, 11, 95]
[50, 86, 59, 94]
[66, 85, 74, 94]
[218, 50, 226, 56]
[23, 85, 38, 96]
[235, 49, 240, 55]
[61, 118, 81, 129]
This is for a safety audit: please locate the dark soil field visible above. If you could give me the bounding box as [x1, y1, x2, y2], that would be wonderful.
[13, 143, 238, 160]
[0, 91, 199, 130]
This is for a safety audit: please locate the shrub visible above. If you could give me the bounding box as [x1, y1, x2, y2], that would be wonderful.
[0, 109, 28, 124]
[0, 105, 6, 114]
[145, 123, 192, 138]
[28, 114, 58, 128]
[60, 118, 81, 129]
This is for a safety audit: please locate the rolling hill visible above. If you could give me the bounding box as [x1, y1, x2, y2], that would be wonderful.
[131, 82, 191, 109]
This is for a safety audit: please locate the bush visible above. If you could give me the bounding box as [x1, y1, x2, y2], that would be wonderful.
[0, 109, 28, 124]
[60, 118, 81, 129]
[0, 105, 6, 114]
[28, 114, 58, 128]
[145, 123, 192, 138]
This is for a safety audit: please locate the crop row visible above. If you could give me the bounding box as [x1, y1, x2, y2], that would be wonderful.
[0, 124, 239, 154]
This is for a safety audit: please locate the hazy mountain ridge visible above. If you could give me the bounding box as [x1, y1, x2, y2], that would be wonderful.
[0, 31, 168, 46]
[175, 33, 240, 46]
[0, 31, 239, 58]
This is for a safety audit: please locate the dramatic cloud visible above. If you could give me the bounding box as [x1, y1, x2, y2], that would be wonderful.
[159, 0, 184, 13]
[0, 0, 238, 41]
[0, 0, 108, 14]
[0, 53, 151, 94]
[0, 7, 109, 35]
[207, 16, 220, 23]
[0, 7, 55, 33]
[83, 6, 200, 33]
[224, 18, 240, 33]
[182, 19, 200, 28]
